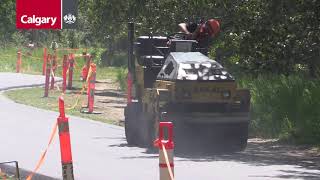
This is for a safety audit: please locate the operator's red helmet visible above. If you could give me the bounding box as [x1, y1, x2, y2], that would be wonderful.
[206, 19, 220, 37]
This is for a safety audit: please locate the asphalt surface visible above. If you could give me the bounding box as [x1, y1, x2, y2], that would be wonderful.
[0, 73, 53, 91]
[0, 72, 320, 180]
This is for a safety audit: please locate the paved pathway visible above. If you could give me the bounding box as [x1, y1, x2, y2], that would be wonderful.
[0, 73, 51, 91]
[0, 72, 319, 180]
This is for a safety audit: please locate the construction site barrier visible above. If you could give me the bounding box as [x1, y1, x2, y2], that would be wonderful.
[44, 54, 52, 97]
[42, 48, 47, 75]
[16, 50, 22, 73]
[7, 48, 89, 75]
[154, 122, 175, 180]
[6, 49, 95, 106]
[67, 54, 74, 90]
[58, 96, 74, 180]
[81, 53, 91, 81]
[40, 51, 94, 112]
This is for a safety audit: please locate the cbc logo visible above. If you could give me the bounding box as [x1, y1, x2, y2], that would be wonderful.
[63, 13, 76, 24]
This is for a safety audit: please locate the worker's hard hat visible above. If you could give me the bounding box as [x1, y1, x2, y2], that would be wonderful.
[206, 19, 220, 37]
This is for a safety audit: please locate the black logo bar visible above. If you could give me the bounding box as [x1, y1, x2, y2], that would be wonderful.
[62, 0, 78, 29]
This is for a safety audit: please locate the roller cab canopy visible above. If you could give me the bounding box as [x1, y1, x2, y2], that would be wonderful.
[157, 52, 234, 81]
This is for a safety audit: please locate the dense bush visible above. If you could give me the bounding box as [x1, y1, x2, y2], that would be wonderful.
[239, 75, 320, 143]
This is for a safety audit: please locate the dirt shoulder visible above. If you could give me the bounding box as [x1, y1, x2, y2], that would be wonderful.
[94, 79, 126, 126]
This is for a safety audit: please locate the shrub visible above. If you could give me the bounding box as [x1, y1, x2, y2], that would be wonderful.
[239, 74, 320, 144]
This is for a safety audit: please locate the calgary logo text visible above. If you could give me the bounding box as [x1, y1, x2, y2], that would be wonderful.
[63, 14, 76, 24]
[20, 15, 57, 26]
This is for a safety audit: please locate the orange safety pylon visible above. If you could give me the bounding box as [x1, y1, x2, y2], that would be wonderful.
[44, 54, 52, 97]
[57, 96, 74, 180]
[67, 54, 74, 90]
[16, 50, 22, 73]
[50, 51, 57, 90]
[86, 54, 91, 72]
[81, 53, 91, 81]
[154, 122, 175, 180]
[81, 66, 88, 81]
[87, 63, 96, 113]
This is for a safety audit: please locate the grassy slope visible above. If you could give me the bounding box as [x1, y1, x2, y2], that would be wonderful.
[5, 86, 116, 124]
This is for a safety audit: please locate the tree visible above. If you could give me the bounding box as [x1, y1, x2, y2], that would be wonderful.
[0, 0, 16, 45]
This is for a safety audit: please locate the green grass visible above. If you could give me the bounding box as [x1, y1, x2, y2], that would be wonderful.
[5, 86, 116, 125]
[0, 47, 28, 72]
[116, 68, 128, 91]
[98, 66, 126, 81]
[0, 46, 124, 84]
